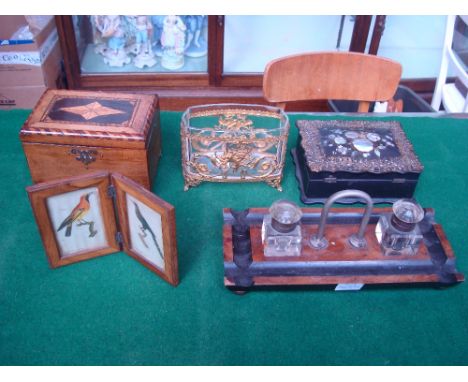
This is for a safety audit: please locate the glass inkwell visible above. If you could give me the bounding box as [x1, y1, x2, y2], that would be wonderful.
[375, 199, 425, 256]
[262, 200, 303, 257]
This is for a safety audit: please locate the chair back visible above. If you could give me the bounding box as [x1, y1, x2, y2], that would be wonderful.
[263, 51, 402, 112]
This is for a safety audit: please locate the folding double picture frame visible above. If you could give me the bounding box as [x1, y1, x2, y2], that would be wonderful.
[26, 171, 178, 286]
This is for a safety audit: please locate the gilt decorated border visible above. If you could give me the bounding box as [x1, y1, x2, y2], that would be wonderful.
[296, 120, 424, 174]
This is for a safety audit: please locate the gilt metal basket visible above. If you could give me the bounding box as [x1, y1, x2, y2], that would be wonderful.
[181, 104, 290, 191]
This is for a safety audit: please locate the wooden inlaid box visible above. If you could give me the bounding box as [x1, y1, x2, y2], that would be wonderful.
[20, 89, 161, 190]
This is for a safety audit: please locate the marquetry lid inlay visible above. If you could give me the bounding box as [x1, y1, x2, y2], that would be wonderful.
[58, 101, 126, 120]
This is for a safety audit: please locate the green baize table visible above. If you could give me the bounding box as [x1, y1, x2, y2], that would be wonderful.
[0, 110, 467, 365]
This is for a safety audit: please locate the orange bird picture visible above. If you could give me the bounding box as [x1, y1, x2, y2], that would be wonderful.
[57, 193, 92, 237]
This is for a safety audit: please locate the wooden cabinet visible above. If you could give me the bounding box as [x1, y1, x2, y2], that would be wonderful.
[55, 15, 382, 110]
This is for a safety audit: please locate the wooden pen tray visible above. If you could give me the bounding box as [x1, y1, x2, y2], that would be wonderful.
[223, 207, 464, 292]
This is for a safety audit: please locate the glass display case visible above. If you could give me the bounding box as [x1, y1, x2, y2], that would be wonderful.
[56, 15, 443, 110]
[72, 15, 208, 74]
[223, 16, 355, 73]
[375, 16, 447, 78]
[56, 15, 373, 93]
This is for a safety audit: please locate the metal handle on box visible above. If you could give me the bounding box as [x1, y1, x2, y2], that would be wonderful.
[309, 190, 373, 250]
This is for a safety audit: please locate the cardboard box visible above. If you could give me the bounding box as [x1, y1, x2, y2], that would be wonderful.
[0, 16, 62, 109]
[0, 85, 47, 109]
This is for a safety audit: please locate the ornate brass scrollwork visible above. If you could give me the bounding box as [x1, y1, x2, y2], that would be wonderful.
[181, 105, 289, 191]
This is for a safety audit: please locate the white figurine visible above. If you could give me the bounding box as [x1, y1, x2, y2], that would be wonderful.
[93, 15, 131, 67]
[131, 15, 157, 69]
[160, 15, 186, 70]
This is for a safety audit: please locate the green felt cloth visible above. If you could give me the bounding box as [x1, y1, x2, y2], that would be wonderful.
[0, 109, 467, 365]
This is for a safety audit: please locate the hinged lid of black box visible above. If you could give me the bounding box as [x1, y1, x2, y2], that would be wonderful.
[293, 120, 424, 204]
[297, 119, 423, 174]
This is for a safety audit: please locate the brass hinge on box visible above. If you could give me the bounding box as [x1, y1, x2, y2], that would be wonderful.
[107, 184, 116, 198]
[115, 231, 123, 246]
[107, 184, 123, 249]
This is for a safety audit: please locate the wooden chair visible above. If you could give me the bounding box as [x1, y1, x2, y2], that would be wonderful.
[263, 51, 402, 112]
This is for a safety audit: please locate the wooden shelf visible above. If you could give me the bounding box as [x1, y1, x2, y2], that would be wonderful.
[91, 87, 329, 111]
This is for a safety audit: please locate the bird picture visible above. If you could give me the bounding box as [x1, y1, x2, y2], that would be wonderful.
[133, 201, 164, 261]
[56, 192, 97, 238]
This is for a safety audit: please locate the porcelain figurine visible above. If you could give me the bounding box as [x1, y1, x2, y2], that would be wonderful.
[182, 15, 208, 57]
[93, 15, 131, 67]
[150, 15, 165, 57]
[131, 15, 157, 69]
[160, 15, 186, 70]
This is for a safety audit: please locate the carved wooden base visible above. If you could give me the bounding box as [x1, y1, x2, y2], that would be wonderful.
[223, 207, 464, 293]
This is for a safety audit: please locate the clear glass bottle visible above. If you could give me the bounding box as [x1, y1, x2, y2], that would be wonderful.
[262, 200, 302, 257]
[375, 199, 425, 256]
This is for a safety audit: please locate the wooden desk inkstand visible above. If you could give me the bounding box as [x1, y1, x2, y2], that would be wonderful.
[223, 190, 464, 293]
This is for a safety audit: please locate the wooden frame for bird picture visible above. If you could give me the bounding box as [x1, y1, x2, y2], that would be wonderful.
[111, 173, 179, 286]
[26, 171, 178, 286]
[27, 171, 119, 268]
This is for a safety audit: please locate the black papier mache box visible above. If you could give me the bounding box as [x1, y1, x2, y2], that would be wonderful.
[291, 119, 424, 204]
